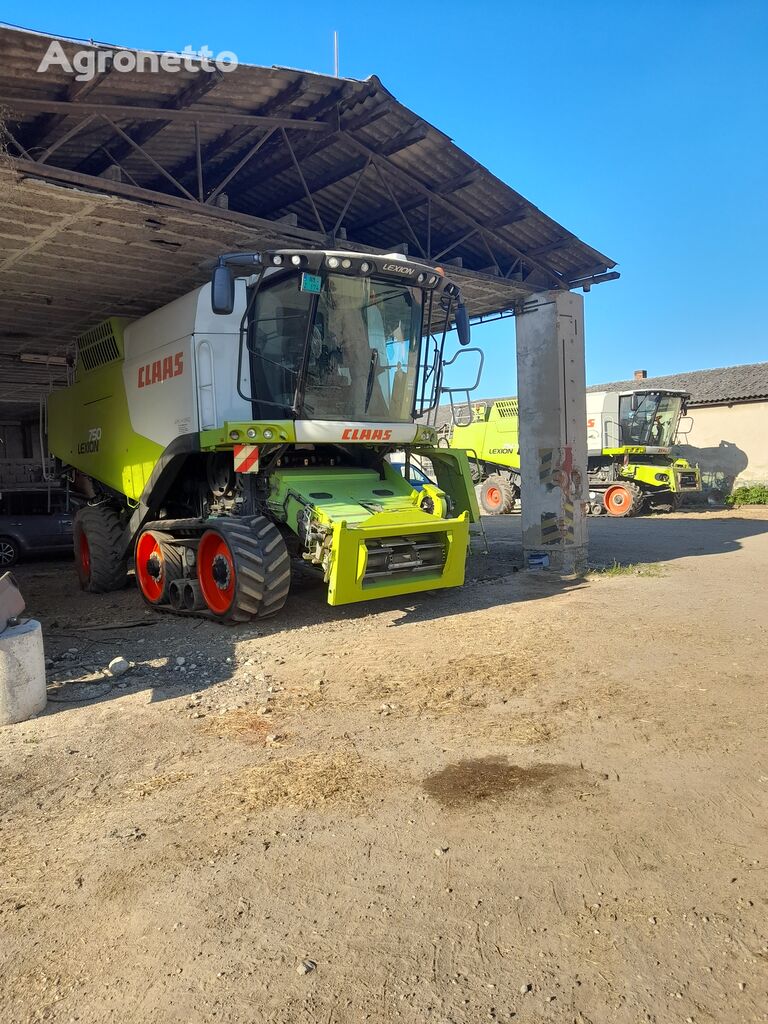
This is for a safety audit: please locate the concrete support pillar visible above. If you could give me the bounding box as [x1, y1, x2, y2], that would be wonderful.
[515, 290, 588, 573]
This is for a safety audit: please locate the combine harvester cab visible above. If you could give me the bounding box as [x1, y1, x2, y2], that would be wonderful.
[585, 389, 701, 515]
[447, 389, 701, 518]
[48, 249, 480, 621]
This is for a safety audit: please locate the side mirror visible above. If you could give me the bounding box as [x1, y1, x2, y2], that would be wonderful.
[630, 393, 640, 412]
[455, 303, 471, 346]
[211, 264, 235, 315]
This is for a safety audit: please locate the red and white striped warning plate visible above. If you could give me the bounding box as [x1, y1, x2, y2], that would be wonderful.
[233, 444, 260, 474]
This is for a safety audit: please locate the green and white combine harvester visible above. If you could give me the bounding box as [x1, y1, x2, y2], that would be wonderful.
[48, 250, 480, 622]
[446, 390, 701, 517]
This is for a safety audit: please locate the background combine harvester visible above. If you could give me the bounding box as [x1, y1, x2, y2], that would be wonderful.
[47, 250, 479, 622]
[446, 389, 701, 517]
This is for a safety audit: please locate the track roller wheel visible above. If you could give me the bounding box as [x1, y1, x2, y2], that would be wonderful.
[73, 504, 128, 592]
[603, 482, 644, 518]
[197, 517, 291, 623]
[135, 530, 184, 606]
[479, 474, 516, 515]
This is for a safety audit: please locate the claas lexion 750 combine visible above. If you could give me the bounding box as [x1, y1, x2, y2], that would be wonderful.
[48, 250, 480, 622]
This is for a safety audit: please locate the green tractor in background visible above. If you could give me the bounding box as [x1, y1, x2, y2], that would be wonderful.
[47, 249, 480, 622]
[446, 389, 701, 517]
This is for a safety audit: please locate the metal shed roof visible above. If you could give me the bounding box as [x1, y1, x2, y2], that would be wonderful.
[0, 24, 617, 411]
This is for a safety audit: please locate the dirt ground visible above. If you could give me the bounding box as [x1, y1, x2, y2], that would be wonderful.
[1, 508, 767, 1024]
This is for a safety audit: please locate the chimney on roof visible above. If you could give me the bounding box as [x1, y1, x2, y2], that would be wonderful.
[634, 369, 648, 380]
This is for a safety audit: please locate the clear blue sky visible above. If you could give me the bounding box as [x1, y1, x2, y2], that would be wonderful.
[5, 1, 767, 394]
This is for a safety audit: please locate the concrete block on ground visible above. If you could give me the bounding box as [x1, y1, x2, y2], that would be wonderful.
[0, 619, 47, 726]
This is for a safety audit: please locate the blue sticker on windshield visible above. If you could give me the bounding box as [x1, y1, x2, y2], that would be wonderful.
[300, 272, 322, 294]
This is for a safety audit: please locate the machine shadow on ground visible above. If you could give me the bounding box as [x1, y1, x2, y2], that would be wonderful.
[26, 556, 581, 717]
[14, 510, 768, 718]
[480, 509, 768, 567]
[585, 511, 768, 565]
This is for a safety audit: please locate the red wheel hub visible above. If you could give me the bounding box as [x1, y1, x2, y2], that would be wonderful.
[136, 532, 166, 604]
[79, 531, 91, 580]
[486, 485, 501, 507]
[604, 485, 632, 516]
[198, 531, 235, 615]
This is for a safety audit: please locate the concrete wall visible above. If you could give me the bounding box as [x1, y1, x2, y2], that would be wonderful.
[674, 400, 768, 497]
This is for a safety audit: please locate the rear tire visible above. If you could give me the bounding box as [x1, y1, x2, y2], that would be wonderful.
[197, 516, 291, 623]
[0, 537, 19, 567]
[479, 474, 515, 515]
[603, 482, 643, 518]
[73, 505, 128, 592]
[135, 530, 184, 606]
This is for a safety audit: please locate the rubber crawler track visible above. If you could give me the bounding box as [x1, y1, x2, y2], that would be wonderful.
[142, 516, 291, 623]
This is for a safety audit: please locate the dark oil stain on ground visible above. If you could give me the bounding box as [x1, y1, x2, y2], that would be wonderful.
[422, 757, 580, 808]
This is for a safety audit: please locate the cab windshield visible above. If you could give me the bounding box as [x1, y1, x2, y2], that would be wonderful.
[246, 272, 423, 422]
[619, 392, 683, 447]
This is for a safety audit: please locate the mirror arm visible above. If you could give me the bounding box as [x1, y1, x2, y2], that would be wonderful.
[219, 252, 263, 271]
[455, 300, 471, 346]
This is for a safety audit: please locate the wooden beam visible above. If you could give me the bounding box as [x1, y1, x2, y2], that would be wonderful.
[433, 228, 479, 261]
[77, 68, 225, 177]
[378, 123, 428, 155]
[10, 157, 327, 242]
[142, 79, 346, 196]
[332, 157, 371, 236]
[528, 236, 573, 257]
[371, 160, 425, 257]
[19, 65, 113, 153]
[1, 97, 332, 131]
[253, 154, 369, 218]
[98, 115, 198, 200]
[338, 101, 392, 134]
[342, 134, 568, 289]
[280, 128, 326, 233]
[205, 128, 278, 204]
[484, 208, 530, 230]
[38, 113, 97, 164]
[248, 121, 426, 222]
[433, 168, 480, 195]
[349, 194, 425, 233]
